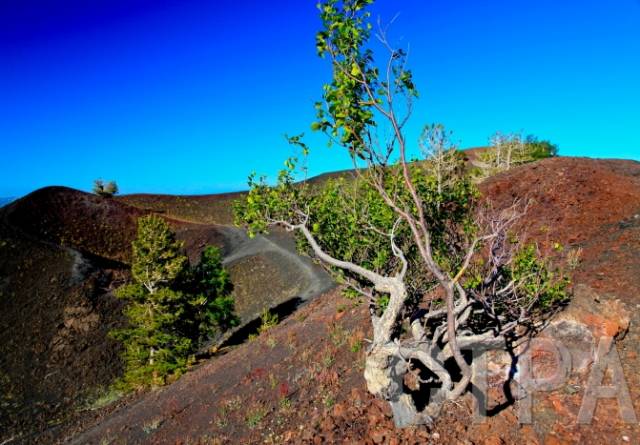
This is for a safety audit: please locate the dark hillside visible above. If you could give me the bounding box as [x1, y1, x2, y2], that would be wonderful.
[117, 148, 485, 227]
[0, 218, 127, 439]
[119, 192, 243, 226]
[4, 187, 146, 263]
[0, 185, 332, 443]
[0, 197, 15, 208]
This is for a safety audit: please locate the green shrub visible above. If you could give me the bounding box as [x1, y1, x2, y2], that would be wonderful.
[508, 244, 569, 311]
[258, 309, 278, 334]
[524, 135, 558, 160]
[93, 179, 119, 197]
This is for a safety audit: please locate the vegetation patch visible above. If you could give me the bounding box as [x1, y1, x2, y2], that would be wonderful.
[110, 215, 238, 389]
[235, 0, 569, 427]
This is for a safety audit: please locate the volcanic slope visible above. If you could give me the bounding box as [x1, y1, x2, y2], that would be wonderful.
[0, 185, 332, 443]
[57, 157, 640, 445]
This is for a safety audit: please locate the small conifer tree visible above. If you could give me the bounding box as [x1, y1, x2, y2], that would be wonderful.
[111, 215, 237, 389]
[177, 246, 239, 344]
[189, 246, 238, 335]
[131, 215, 187, 295]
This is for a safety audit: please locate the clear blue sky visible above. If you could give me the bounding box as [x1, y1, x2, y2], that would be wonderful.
[1, 0, 639, 197]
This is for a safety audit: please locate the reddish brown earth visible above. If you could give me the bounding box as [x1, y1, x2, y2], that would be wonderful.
[16, 156, 634, 445]
[4, 186, 146, 263]
[2, 185, 230, 263]
[2, 157, 639, 444]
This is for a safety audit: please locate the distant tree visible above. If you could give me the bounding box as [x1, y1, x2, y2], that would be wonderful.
[93, 179, 105, 195]
[93, 179, 119, 197]
[524, 134, 559, 160]
[491, 132, 524, 170]
[104, 180, 119, 196]
[418, 123, 461, 199]
[479, 132, 558, 175]
[111, 215, 237, 389]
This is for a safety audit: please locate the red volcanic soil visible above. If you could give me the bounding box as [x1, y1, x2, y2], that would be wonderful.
[483, 158, 640, 252]
[43, 157, 640, 445]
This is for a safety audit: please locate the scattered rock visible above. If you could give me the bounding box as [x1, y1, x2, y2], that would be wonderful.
[483, 435, 505, 445]
[569, 285, 630, 339]
[332, 403, 347, 419]
[371, 429, 385, 444]
[544, 319, 594, 374]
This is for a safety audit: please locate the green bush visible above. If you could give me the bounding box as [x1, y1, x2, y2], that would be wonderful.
[93, 179, 119, 197]
[508, 244, 569, 311]
[235, 152, 478, 313]
[524, 135, 558, 160]
[257, 309, 278, 334]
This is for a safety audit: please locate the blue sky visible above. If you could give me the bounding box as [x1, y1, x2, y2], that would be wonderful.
[1, 0, 639, 197]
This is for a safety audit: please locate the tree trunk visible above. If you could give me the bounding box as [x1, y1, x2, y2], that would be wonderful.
[363, 282, 434, 427]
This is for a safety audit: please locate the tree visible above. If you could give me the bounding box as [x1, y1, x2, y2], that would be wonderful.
[179, 246, 239, 343]
[111, 215, 237, 389]
[131, 214, 187, 295]
[235, 0, 568, 427]
[418, 123, 461, 200]
[105, 180, 119, 196]
[478, 132, 558, 175]
[524, 134, 558, 160]
[93, 179, 119, 197]
[111, 283, 194, 387]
